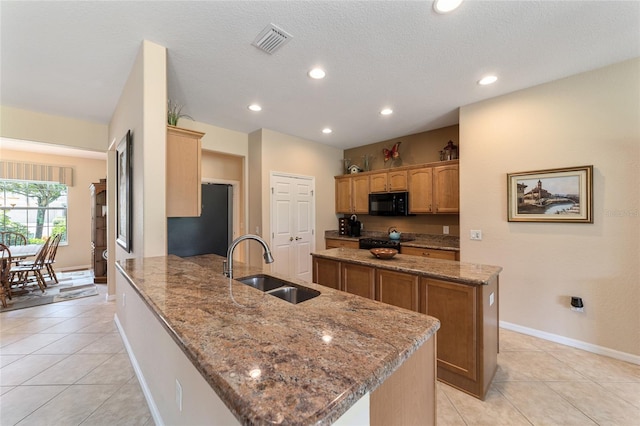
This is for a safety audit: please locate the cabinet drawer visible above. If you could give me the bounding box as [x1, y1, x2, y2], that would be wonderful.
[325, 238, 359, 249]
[400, 246, 458, 261]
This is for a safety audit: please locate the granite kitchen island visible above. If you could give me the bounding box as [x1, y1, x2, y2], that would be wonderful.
[312, 248, 502, 400]
[115, 254, 440, 425]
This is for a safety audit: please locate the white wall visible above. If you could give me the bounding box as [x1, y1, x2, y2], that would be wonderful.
[248, 128, 344, 266]
[460, 58, 640, 358]
[108, 40, 167, 296]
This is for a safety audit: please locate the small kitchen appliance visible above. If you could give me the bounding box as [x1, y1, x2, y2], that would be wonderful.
[348, 214, 361, 237]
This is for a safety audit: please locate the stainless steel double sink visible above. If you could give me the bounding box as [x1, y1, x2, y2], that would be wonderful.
[235, 274, 320, 304]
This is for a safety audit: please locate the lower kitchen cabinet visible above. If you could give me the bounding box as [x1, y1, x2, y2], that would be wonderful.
[376, 269, 419, 311]
[312, 253, 499, 400]
[400, 246, 458, 261]
[341, 262, 375, 299]
[325, 238, 359, 249]
[312, 257, 341, 290]
[421, 276, 499, 400]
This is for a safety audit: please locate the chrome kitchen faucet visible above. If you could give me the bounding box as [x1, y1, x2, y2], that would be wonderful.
[223, 234, 274, 279]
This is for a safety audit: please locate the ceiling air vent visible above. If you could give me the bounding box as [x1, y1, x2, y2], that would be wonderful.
[252, 24, 293, 54]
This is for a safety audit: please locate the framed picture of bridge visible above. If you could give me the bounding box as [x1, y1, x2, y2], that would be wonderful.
[507, 165, 593, 223]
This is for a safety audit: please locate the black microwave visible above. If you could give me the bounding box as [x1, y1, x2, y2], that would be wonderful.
[369, 192, 409, 216]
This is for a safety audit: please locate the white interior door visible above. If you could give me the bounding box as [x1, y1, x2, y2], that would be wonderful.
[270, 173, 315, 282]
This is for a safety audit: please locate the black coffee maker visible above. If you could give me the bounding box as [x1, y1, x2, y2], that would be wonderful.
[348, 214, 361, 237]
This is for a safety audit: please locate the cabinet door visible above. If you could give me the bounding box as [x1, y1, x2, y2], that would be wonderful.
[425, 278, 477, 381]
[408, 167, 433, 213]
[369, 172, 388, 193]
[341, 263, 375, 299]
[376, 269, 419, 311]
[433, 163, 459, 213]
[352, 175, 370, 214]
[388, 170, 408, 191]
[312, 257, 341, 290]
[400, 246, 457, 261]
[167, 126, 204, 217]
[335, 177, 352, 214]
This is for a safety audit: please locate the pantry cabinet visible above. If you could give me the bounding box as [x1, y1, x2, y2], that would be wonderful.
[335, 175, 369, 214]
[166, 126, 205, 217]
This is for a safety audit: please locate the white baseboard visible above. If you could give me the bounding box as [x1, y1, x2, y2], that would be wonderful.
[114, 314, 164, 426]
[500, 321, 640, 365]
[105, 294, 116, 302]
[59, 264, 92, 272]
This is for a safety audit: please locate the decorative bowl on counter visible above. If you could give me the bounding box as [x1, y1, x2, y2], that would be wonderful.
[370, 248, 398, 259]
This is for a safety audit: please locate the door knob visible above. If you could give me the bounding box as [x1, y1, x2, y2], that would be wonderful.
[295, 236, 302, 240]
[289, 237, 294, 241]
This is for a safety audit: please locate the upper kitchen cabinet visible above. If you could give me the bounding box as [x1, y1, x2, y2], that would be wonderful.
[408, 160, 459, 214]
[433, 162, 459, 213]
[369, 170, 408, 193]
[408, 167, 434, 213]
[167, 126, 205, 217]
[335, 175, 369, 214]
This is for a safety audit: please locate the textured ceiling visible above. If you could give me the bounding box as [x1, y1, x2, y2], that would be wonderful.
[2, 1, 639, 149]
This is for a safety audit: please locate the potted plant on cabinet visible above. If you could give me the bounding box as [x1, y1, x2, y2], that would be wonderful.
[167, 99, 193, 126]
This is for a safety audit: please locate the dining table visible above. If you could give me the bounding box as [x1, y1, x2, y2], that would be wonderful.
[7, 244, 43, 260]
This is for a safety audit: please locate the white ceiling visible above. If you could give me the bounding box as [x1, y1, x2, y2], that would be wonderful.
[1, 1, 639, 150]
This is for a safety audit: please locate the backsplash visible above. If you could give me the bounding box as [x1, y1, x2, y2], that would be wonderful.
[352, 214, 460, 237]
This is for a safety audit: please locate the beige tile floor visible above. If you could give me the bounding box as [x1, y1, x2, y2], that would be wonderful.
[2, 281, 639, 426]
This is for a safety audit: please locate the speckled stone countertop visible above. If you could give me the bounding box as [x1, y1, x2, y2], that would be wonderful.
[313, 248, 501, 286]
[325, 230, 460, 252]
[117, 254, 440, 425]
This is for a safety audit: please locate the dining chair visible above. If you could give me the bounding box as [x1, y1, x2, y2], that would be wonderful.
[43, 233, 62, 284]
[0, 244, 12, 308]
[1, 231, 27, 246]
[9, 236, 51, 293]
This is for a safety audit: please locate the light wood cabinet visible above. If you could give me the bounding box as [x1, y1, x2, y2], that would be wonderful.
[335, 175, 369, 214]
[408, 167, 433, 213]
[369, 172, 388, 193]
[408, 161, 459, 214]
[400, 246, 459, 261]
[433, 163, 459, 213]
[312, 257, 341, 290]
[325, 238, 359, 249]
[90, 179, 107, 284]
[167, 126, 205, 217]
[312, 252, 498, 400]
[342, 262, 375, 299]
[388, 170, 408, 191]
[376, 269, 419, 311]
[421, 276, 499, 400]
[370, 170, 408, 193]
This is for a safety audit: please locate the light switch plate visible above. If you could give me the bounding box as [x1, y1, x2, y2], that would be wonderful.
[470, 230, 482, 240]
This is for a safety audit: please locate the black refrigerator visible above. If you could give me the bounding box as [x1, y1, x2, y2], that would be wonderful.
[168, 183, 232, 257]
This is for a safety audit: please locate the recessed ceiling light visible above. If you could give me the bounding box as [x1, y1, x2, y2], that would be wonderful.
[433, 0, 464, 14]
[322, 128, 332, 134]
[478, 75, 498, 86]
[308, 68, 326, 79]
[380, 108, 393, 116]
[248, 104, 262, 112]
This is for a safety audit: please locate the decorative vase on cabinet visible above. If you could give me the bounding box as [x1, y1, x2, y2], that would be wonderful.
[90, 179, 107, 283]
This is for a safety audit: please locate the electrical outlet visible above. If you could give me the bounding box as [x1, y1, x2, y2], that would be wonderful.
[470, 230, 482, 240]
[443, 226, 449, 235]
[176, 379, 183, 411]
[489, 292, 495, 306]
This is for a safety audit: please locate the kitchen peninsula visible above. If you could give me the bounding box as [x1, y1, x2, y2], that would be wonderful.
[115, 254, 440, 425]
[312, 248, 502, 400]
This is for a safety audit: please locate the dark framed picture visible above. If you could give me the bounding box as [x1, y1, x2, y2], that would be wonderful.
[116, 130, 132, 251]
[507, 165, 593, 223]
